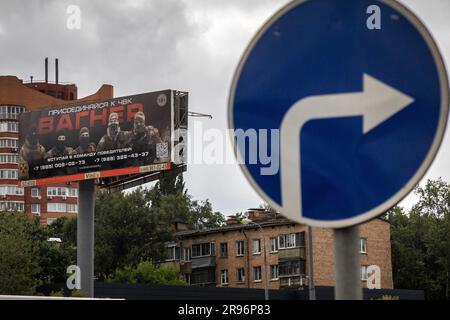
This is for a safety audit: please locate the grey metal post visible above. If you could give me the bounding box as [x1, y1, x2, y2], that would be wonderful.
[77, 179, 95, 298]
[333, 225, 362, 300]
[307, 226, 316, 300]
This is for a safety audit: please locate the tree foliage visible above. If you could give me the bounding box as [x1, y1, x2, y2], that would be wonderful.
[0, 212, 42, 295]
[110, 260, 187, 286]
[93, 173, 225, 279]
[388, 178, 450, 300]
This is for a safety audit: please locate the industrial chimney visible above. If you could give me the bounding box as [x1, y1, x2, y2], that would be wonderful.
[45, 57, 48, 83]
[55, 58, 59, 85]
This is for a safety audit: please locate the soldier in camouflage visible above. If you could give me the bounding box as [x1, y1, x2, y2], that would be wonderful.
[73, 127, 96, 154]
[96, 112, 128, 152]
[19, 125, 46, 179]
[128, 111, 164, 165]
[45, 132, 74, 158]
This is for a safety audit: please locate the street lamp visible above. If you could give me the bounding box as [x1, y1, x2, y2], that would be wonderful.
[242, 218, 269, 300]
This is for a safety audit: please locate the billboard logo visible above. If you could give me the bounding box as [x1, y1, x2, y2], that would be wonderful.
[85, 172, 101, 179]
[157, 94, 168, 107]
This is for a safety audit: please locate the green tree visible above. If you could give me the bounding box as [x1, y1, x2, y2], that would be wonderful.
[388, 178, 450, 300]
[38, 219, 76, 284]
[188, 199, 225, 229]
[94, 189, 173, 280]
[0, 211, 42, 295]
[110, 260, 187, 286]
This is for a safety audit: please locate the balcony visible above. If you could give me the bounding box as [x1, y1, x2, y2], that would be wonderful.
[191, 256, 216, 269]
[278, 247, 306, 260]
[279, 274, 308, 288]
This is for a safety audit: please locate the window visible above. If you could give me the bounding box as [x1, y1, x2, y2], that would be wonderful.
[183, 247, 191, 262]
[69, 188, 78, 197]
[0, 169, 18, 179]
[270, 237, 278, 252]
[0, 122, 19, 132]
[0, 105, 25, 119]
[220, 243, 228, 258]
[47, 218, 57, 226]
[165, 246, 180, 261]
[220, 269, 229, 285]
[67, 204, 78, 213]
[47, 187, 69, 197]
[191, 242, 215, 258]
[0, 185, 24, 195]
[361, 266, 368, 281]
[31, 188, 40, 197]
[278, 232, 305, 249]
[237, 268, 245, 283]
[253, 239, 261, 255]
[360, 238, 367, 254]
[31, 204, 40, 214]
[253, 266, 262, 282]
[47, 203, 67, 212]
[271, 265, 279, 280]
[0, 138, 18, 148]
[236, 241, 245, 256]
[0, 154, 18, 164]
[0, 201, 24, 211]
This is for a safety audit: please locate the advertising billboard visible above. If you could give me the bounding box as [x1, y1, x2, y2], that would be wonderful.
[18, 90, 187, 187]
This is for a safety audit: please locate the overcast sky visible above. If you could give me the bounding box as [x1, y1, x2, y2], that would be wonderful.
[0, 0, 449, 216]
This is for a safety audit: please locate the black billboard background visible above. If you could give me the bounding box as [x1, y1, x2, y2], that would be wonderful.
[18, 90, 173, 180]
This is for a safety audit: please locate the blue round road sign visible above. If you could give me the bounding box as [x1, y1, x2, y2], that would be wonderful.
[228, 0, 449, 228]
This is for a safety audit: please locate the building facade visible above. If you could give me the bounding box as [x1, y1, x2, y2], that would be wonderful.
[0, 73, 113, 225]
[166, 209, 393, 290]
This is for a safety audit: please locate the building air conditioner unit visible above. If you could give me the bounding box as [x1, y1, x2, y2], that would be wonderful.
[62, 196, 67, 200]
[48, 196, 53, 200]
[37, 196, 41, 200]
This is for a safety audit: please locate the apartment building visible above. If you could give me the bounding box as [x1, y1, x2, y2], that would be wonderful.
[165, 209, 393, 290]
[0, 60, 112, 225]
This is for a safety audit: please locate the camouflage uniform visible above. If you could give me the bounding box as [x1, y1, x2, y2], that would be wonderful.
[127, 125, 165, 165]
[73, 143, 96, 154]
[19, 140, 46, 179]
[45, 146, 74, 158]
[96, 131, 129, 152]
[73, 126, 97, 154]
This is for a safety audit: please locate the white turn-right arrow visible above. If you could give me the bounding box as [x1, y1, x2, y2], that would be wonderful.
[280, 73, 415, 221]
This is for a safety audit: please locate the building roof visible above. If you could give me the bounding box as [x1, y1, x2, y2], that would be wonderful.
[0, 76, 113, 110]
[175, 218, 297, 238]
[175, 216, 390, 239]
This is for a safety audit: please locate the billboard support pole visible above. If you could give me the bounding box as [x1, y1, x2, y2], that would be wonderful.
[77, 179, 95, 298]
[333, 225, 362, 300]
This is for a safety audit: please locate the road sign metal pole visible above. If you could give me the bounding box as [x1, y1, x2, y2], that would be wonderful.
[307, 226, 316, 300]
[333, 225, 362, 300]
[77, 179, 95, 298]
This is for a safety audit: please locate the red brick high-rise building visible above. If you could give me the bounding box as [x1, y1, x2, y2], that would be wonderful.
[0, 61, 112, 225]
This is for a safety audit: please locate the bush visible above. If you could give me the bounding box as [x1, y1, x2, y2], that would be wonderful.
[111, 260, 187, 286]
